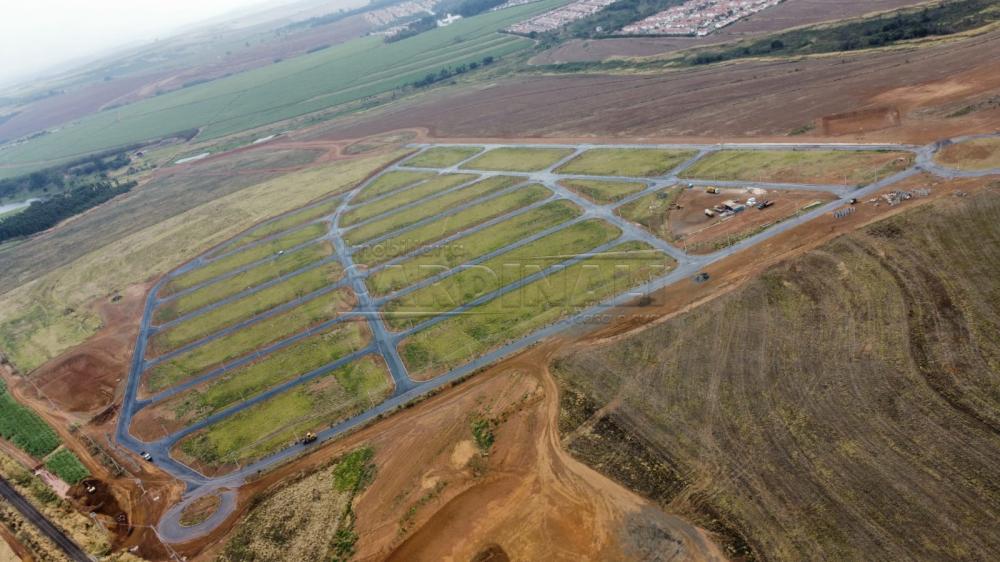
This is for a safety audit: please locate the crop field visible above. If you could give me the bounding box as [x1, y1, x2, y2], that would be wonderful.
[406, 146, 483, 168]
[461, 147, 576, 172]
[552, 190, 1000, 561]
[176, 356, 390, 467]
[150, 262, 344, 354]
[343, 175, 524, 245]
[154, 241, 334, 323]
[163, 221, 329, 295]
[0, 0, 569, 178]
[352, 170, 436, 204]
[384, 219, 621, 330]
[935, 137, 1000, 171]
[556, 148, 697, 177]
[353, 183, 553, 266]
[0, 381, 61, 457]
[121, 139, 934, 488]
[400, 241, 673, 378]
[559, 178, 648, 203]
[341, 173, 476, 226]
[680, 149, 914, 184]
[42, 449, 90, 485]
[367, 200, 581, 296]
[144, 289, 356, 394]
[146, 322, 370, 432]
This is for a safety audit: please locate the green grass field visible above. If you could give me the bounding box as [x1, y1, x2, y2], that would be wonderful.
[151, 262, 344, 354]
[0, 0, 567, 179]
[556, 148, 697, 177]
[406, 147, 484, 168]
[155, 241, 334, 323]
[341, 174, 476, 227]
[680, 150, 915, 184]
[177, 356, 391, 467]
[220, 198, 342, 254]
[344, 175, 522, 245]
[400, 241, 673, 378]
[461, 147, 575, 172]
[353, 171, 436, 204]
[616, 186, 683, 242]
[145, 289, 355, 393]
[384, 219, 621, 330]
[353, 184, 552, 266]
[163, 222, 328, 295]
[0, 381, 61, 457]
[367, 200, 581, 296]
[43, 449, 90, 485]
[558, 179, 648, 203]
[161, 321, 370, 427]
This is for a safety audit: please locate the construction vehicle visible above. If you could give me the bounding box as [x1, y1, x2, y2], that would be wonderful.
[849, 198, 858, 205]
[704, 209, 715, 218]
[706, 186, 719, 194]
[756, 200, 774, 210]
[302, 432, 318, 445]
[140, 451, 153, 462]
[694, 272, 710, 283]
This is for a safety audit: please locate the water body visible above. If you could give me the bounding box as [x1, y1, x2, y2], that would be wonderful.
[0, 198, 39, 217]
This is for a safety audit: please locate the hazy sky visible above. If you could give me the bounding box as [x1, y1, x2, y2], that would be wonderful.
[0, 0, 281, 85]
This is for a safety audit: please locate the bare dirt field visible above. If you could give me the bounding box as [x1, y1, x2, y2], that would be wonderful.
[317, 28, 1000, 144]
[530, 0, 927, 64]
[935, 136, 1000, 170]
[552, 181, 1000, 560]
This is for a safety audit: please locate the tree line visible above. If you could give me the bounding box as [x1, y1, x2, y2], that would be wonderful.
[409, 56, 494, 89]
[0, 149, 133, 202]
[0, 180, 137, 243]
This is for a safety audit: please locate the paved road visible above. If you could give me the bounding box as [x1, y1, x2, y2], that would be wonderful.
[0, 477, 93, 561]
[104, 134, 999, 541]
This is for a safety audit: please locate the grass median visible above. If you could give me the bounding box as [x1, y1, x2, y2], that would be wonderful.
[353, 184, 551, 266]
[680, 150, 914, 184]
[163, 222, 328, 295]
[218, 198, 342, 255]
[405, 147, 483, 168]
[155, 241, 334, 324]
[151, 262, 344, 355]
[176, 356, 391, 469]
[341, 173, 476, 226]
[399, 241, 673, 378]
[556, 148, 697, 177]
[144, 288, 355, 394]
[366, 200, 580, 296]
[558, 179, 648, 203]
[344, 175, 522, 245]
[383, 219, 621, 330]
[461, 147, 575, 172]
[352, 171, 436, 204]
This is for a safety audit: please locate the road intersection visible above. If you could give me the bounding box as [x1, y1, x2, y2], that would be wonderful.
[105, 135, 998, 541]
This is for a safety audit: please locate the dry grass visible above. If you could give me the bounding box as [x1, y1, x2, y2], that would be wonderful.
[935, 137, 1000, 170]
[554, 190, 1000, 561]
[0, 150, 406, 372]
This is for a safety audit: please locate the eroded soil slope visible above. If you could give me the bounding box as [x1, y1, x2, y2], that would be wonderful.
[553, 188, 1000, 560]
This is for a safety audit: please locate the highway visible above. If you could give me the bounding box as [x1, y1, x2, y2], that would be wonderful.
[103, 134, 998, 541]
[0, 477, 93, 561]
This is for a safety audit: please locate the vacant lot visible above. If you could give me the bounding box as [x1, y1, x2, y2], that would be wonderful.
[353, 171, 436, 204]
[935, 137, 1000, 170]
[155, 241, 334, 323]
[136, 321, 370, 437]
[616, 185, 683, 242]
[163, 221, 329, 295]
[554, 190, 1000, 560]
[559, 178, 648, 203]
[461, 147, 575, 172]
[220, 197, 342, 255]
[385, 219, 621, 330]
[367, 200, 580, 296]
[342, 174, 477, 227]
[176, 356, 391, 469]
[400, 241, 673, 378]
[144, 288, 356, 394]
[151, 262, 343, 354]
[556, 148, 697, 177]
[406, 147, 483, 168]
[354, 184, 552, 266]
[344, 176, 523, 245]
[681, 150, 914, 185]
